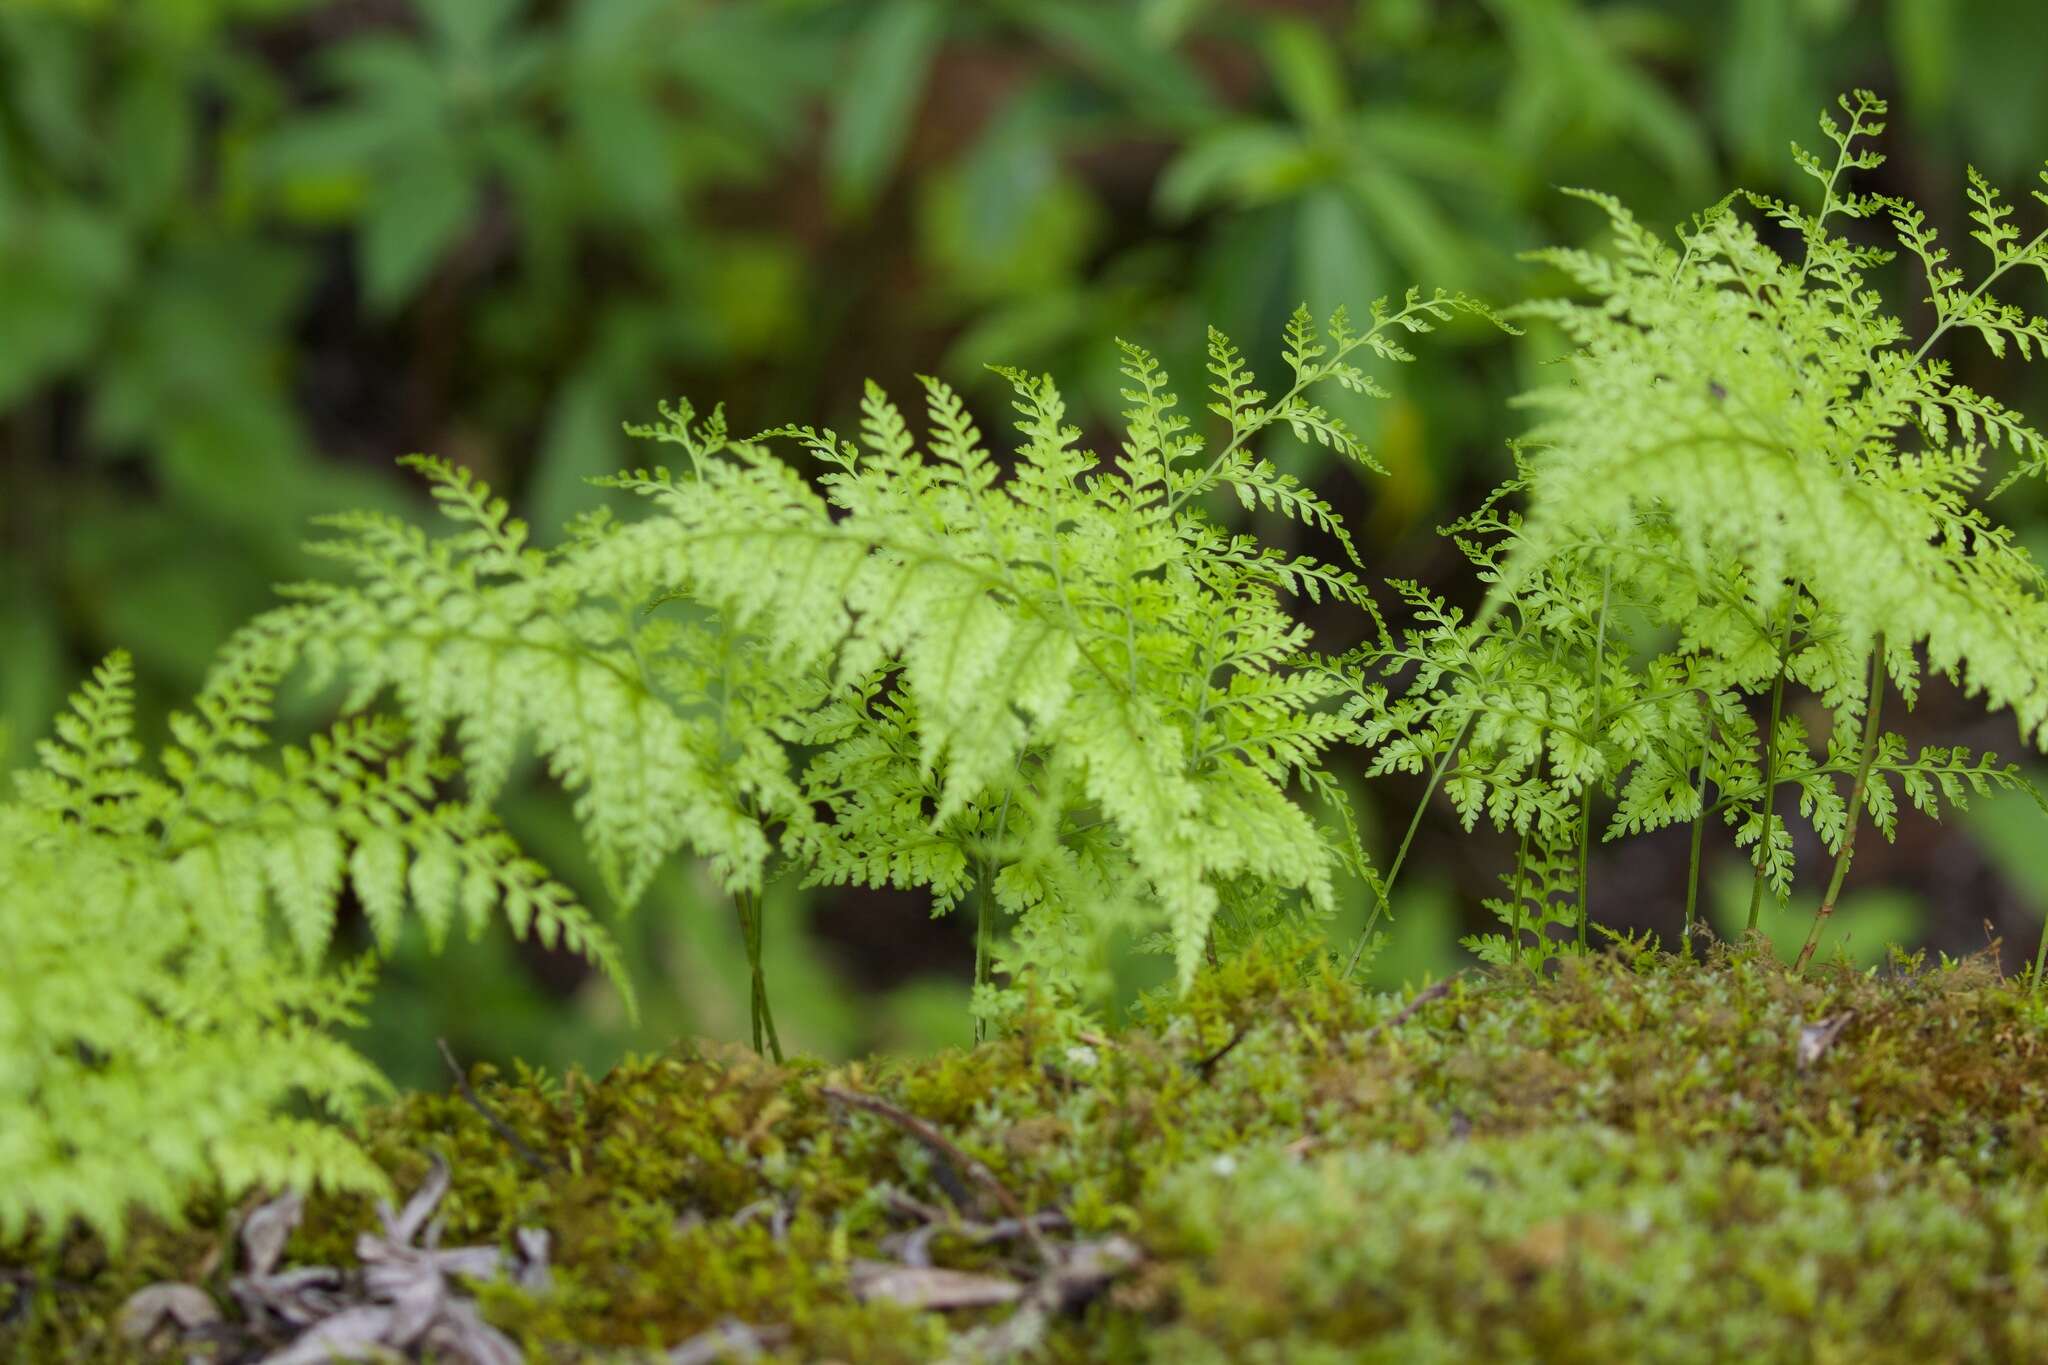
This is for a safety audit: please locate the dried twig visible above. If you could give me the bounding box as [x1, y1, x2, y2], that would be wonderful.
[1188, 1022, 1251, 1081]
[819, 1086, 1051, 1264]
[1361, 974, 1462, 1043]
[437, 1038, 551, 1174]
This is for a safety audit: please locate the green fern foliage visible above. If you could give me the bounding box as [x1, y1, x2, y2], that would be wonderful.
[1353, 91, 2048, 966]
[0, 649, 622, 1248]
[631, 295, 1490, 990]
[275, 293, 1488, 1000]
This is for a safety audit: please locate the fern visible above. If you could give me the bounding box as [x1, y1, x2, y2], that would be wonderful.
[268, 293, 1490, 1015]
[1, 649, 620, 1248]
[1355, 91, 2048, 971]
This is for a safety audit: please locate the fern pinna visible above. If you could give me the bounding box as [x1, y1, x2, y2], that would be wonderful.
[1, 650, 623, 1248]
[1353, 91, 2048, 972]
[245, 292, 1487, 1042]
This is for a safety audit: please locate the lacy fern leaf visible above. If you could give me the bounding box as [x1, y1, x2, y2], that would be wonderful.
[1, 647, 623, 1248]
[1355, 91, 2048, 967]
[280, 294, 1486, 999]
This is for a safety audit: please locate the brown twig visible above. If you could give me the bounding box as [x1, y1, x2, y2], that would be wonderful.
[1188, 1022, 1251, 1081]
[436, 1038, 552, 1174]
[1361, 974, 1462, 1043]
[819, 1086, 1052, 1265]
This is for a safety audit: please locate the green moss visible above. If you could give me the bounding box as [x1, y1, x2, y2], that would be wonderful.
[11, 943, 2048, 1361]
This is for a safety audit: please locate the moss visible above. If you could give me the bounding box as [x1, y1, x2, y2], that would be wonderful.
[10, 942, 2048, 1361]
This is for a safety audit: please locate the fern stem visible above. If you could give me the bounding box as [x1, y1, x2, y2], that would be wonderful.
[734, 888, 783, 1063]
[971, 786, 1017, 1044]
[1683, 717, 1713, 960]
[1794, 638, 1886, 975]
[1575, 563, 1613, 950]
[1909, 226, 2048, 367]
[1747, 605, 1798, 936]
[972, 856, 995, 1045]
[1511, 830, 1532, 965]
[1343, 713, 1473, 980]
[2033, 909, 2048, 996]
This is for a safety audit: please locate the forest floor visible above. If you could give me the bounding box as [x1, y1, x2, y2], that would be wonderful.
[10, 936, 2048, 1363]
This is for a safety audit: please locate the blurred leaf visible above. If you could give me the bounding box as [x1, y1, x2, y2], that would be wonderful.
[361, 142, 474, 311]
[530, 366, 637, 540]
[568, 77, 675, 219]
[420, 0, 524, 58]
[1263, 17, 1348, 131]
[1294, 186, 1384, 320]
[1157, 123, 1316, 219]
[89, 239, 305, 463]
[873, 976, 973, 1053]
[1014, 0, 1215, 127]
[1889, 0, 1959, 113]
[667, 5, 836, 148]
[322, 35, 446, 124]
[1963, 779, 2048, 915]
[109, 64, 193, 219]
[921, 153, 1099, 303]
[1365, 876, 1464, 991]
[1945, 0, 2048, 176]
[1707, 873, 1928, 967]
[1138, 0, 1208, 46]
[826, 0, 944, 216]
[705, 236, 803, 354]
[1715, 0, 1810, 174]
[0, 202, 130, 405]
[1349, 164, 1477, 292]
[0, 15, 96, 170]
[1356, 108, 1526, 198]
[0, 595, 61, 775]
[63, 509, 271, 682]
[1490, 0, 1712, 194]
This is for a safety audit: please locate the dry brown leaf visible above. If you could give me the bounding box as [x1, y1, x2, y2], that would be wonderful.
[851, 1262, 1025, 1310]
[116, 1283, 220, 1342]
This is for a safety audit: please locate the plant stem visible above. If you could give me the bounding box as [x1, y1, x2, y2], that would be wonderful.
[1575, 563, 1613, 950]
[2033, 909, 2048, 995]
[1683, 721, 1712, 960]
[1511, 830, 1532, 965]
[1343, 714, 1474, 980]
[1794, 638, 1886, 975]
[734, 887, 782, 1063]
[972, 857, 994, 1045]
[1747, 605, 1797, 935]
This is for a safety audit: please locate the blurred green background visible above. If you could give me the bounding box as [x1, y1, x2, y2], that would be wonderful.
[6, 0, 2048, 1086]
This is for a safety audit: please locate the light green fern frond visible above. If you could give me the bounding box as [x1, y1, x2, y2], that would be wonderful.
[3, 657, 394, 1248]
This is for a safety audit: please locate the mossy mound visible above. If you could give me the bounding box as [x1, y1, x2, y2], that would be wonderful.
[11, 942, 2048, 1362]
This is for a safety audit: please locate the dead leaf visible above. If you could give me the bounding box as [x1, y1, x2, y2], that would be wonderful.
[514, 1227, 552, 1293]
[241, 1191, 304, 1277]
[231, 1265, 349, 1329]
[380, 1154, 451, 1246]
[666, 1319, 791, 1364]
[258, 1305, 399, 1364]
[421, 1298, 524, 1365]
[1797, 1012, 1854, 1069]
[851, 1262, 1024, 1310]
[116, 1283, 220, 1342]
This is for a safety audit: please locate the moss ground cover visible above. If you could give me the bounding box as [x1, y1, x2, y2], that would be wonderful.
[10, 940, 2048, 1362]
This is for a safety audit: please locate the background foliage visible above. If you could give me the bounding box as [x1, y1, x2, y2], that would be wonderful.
[6, 0, 2048, 1083]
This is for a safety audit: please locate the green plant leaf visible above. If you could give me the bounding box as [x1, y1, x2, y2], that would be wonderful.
[826, 0, 945, 216]
[360, 144, 474, 311]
